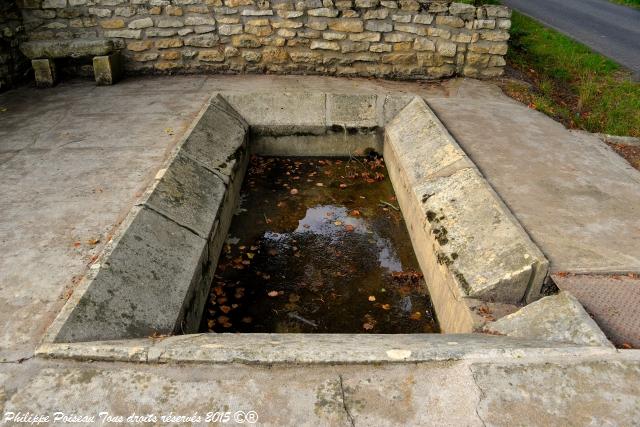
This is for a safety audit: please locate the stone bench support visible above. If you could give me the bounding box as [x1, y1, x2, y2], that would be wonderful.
[20, 39, 122, 87]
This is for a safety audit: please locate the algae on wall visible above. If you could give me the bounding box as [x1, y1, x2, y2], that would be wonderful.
[0, 1, 29, 91]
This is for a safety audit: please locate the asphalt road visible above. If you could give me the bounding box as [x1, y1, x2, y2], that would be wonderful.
[502, 0, 640, 77]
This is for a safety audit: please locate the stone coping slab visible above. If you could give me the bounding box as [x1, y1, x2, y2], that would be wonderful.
[36, 88, 586, 364]
[485, 291, 613, 347]
[36, 333, 615, 365]
[384, 97, 548, 307]
[44, 94, 249, 344]
[20, 38, 116, 59]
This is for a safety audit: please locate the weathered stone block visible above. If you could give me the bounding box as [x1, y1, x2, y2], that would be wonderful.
[128, 18, 153, 30]
[328, 19, 363, 33]
[198, 49, 225, 61]
[394, 22, 428, 36]
[52, 207, 208, 342]
[219, 24, 243, 35]
[32, 58, 56, 87]
[93, 52, 123, 85]
[385, 98, 548, 304]
[231, 34, 261, 47]
[146, 153, 226, 239]
[181, 94, 249, 178]
[21, 39, 115, 59]
[327, 93, 377, 128]
[310, 39, 339, 50]
[485, 292, 613, 347]
[185, 33, 220, 47]
[365, 20, 392, 33]
[42, 0, 66, 8]
[349, 31, 380, 42]
[157, 17, 184, 27]
[307, 7, 339, 17]
[436, 39, 456, 57]
[104, 29, 142, 39]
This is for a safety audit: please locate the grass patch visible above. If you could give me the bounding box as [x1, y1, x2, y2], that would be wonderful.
[503, 12, 640, 137]
[609, 0, 640, 9]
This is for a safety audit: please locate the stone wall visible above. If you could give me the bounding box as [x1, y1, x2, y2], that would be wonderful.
[1, 1, 29, 91]
[17, 0, 511, 80]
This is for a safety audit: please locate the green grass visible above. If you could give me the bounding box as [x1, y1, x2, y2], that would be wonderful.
[609, 0, 640, 9]
[505, 12, 640, 137]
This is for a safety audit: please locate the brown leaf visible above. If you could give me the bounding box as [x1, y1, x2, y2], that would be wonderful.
[268, 290, 279, 297]
[368, 295, 376, 302]
[410, 311, 422, 320]
[290, 188, 299, 195]
[220, 305, 231, 313]
[381, 303, 391, 310]
[362, 322, 374, 331]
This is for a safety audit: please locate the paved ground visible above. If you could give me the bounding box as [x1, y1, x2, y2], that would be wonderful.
[1, 76, 639, 424]
[503, 0, 640, 77]
[504, 0, 640, 77]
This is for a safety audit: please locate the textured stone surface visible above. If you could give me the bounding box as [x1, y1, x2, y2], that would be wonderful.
[52, 206, 208, 343]
[20, 38, 115, 59]
[485, 291, 613, 347]
[31, 58, 56, 87]
[145, 153, 226, 239]
[92, 51, 123, 85]
[181, 94, 249, 179]
[15, 0, 510, 79]
[385, 97, 549, 307]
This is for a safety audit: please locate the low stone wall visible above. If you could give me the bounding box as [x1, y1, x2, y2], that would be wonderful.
[1, 1, 29, 91]
[17, 0, 511, 80]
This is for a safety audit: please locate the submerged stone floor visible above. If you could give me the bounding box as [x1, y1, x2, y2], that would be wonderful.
[0, 75, 639, 424]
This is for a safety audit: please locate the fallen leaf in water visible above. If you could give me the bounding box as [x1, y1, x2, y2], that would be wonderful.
[350, 210, 361, 216]
[268, 248, 278, 256]
[334, 220, 343, 226]
[344, 224, 354, 232]
[368, 295, 376, 302]
[250, 246, 258, 251]
[362, 322, 374, 331]
[207, 319, 215, 329]
[242, 317, 253, 323]
[290, 188, 299, 195]
[247, 252, 255, 259]
[316, 182, 324, 187]
[218, 315, 229, 323]
[410, 311, 422, 320]
[220, 305, 231, 313]
[381, 303, 391, 310]
[268, 290, 279, 297]
[339, 183, 347, 189]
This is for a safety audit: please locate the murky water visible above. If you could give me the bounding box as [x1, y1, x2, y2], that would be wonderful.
[201, 156, 439, 333]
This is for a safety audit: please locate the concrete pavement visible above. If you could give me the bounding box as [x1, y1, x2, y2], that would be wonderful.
[503, 0, 640, 77]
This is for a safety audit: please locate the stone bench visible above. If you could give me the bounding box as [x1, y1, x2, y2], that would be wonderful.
[20, 39, 122, 87]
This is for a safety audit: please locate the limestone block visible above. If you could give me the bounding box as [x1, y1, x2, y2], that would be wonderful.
[146, 153, 227, 238]
[485, 292, 613, 347]
[21, 38, 115, 59]
[307, 7, 339, 17]
[385, 98, 549, 304]
[365, 20, 392, 32]
[349, 31, 380, 42]
[394, 23, 428, 36]
[93, 52, 123, 85]
[181, 94, 249, 178]
[328, 19, 364, 33]
[52, 207, 209, 342]
[32, 58, 56, 87]
[310, 39, 339, 50]
[219, 24, 243, 35]
[327, 93, 377, 128]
